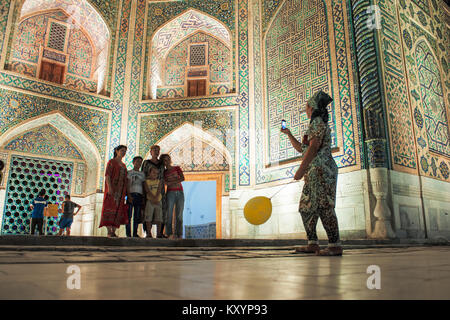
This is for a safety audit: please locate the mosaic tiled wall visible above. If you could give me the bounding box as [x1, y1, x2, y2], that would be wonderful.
[11, 10, 97, 93]
[0, 89, 108, 157]
[0, 87, 109, 187]
[265, 0, 336, 164]
[14, 0, 117, 94]
[3, 124, 84, 160]
[2, 0, 446, 196]
[143, 0, 236, 99]
[157, 31, 232, 98]
[254, 0, 362, 183]
[378, 0, 450, 181]
[0, 1, 11, 57]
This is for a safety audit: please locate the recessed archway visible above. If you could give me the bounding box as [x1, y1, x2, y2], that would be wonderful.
[0, 111, 101, 193]
[149, 9, 232, 98]
[14, 0, 110, 93]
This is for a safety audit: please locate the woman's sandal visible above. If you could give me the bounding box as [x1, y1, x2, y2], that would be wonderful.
[316, 247, 343, 256]
[293, 244, 320, 254]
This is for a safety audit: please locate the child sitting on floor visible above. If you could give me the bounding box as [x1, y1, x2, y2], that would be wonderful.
[144, 167, 163, 238]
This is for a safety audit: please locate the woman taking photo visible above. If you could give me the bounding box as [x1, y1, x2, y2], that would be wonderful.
[281, 91, 342, 256]
[99, 145, 129, 237]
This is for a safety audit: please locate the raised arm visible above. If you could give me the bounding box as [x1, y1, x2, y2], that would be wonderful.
[281, 128, 303, 153]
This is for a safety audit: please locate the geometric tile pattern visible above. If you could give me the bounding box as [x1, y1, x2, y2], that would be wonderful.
[13, 13, 47, 63]
[159, 31, 231, 97]
[10, 61, 37, 77]
[109, 0, 132, 160]
[350, 0, 388, 168]
[0, 1, 11, 56]
[414, 40, 449, 157]
[261, 0, 283, 33]
[169, 137, 230, 172]
[140, 95, 238, 112]
[3, 124, 83, 160]
[156, 87, 185, 99]
[20, 0, 109, 54]
[378, 0, 417, 170]
[143, 0, 235, 98]
[185, 222, 216, 239]
[67, 27, 93, 79]
[411, 0, 430, 14]
[254, 0, 360, 184]
[1, 155, 73, 235]
[238, 0, 250, 185]
[12, 10, 96, 92]
[0, 87, 108, 189]
[150, 9, 231, 98]
[65, 74, 97, 92]
[138, 110, 235, 158]
[265, 0, 333, 164]
[0, 71, 111, 108]
[124, 0, 146, 166]
[396, 0, 450, 182]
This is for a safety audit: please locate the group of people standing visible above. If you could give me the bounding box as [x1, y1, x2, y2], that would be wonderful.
[24, 90, 342, 256]
[98, 145, 185, 239]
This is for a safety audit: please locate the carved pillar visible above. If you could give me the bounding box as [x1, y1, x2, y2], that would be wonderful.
[351, 0, 395, 239]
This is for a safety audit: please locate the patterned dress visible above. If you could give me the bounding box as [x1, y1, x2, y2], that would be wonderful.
[299, 117, 338, 214]
[99, 159, 129, 228]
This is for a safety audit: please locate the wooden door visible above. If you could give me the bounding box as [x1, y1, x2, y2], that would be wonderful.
[187, 79, 207, 97]
[39, 61, 64, 84]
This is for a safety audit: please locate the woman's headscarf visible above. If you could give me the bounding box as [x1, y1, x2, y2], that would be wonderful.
[307, 90, 333, 124]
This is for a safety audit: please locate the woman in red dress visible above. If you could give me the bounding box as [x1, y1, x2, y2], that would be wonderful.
[99, 145, 129, 237]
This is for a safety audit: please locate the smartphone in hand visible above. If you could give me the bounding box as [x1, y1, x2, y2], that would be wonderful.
[281, 119, 286, 130]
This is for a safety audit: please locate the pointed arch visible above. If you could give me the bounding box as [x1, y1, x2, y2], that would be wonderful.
[144, 122, 232, 173]
[17, 0, 111, 93]
[0, 111, 101, 192]
[149, 9, 232, 98]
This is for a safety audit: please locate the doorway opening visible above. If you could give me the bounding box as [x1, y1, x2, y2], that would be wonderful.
[182, 173, 223, 239]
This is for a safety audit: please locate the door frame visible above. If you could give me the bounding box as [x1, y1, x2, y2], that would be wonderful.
[183, 172, 224, 239]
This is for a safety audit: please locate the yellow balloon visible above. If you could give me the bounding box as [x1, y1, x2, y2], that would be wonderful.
[244, 196, 272, 225]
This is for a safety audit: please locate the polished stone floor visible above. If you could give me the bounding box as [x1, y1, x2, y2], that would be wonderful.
[0, 245, 449, 299]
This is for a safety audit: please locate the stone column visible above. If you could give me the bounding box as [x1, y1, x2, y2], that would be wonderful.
[351, 0, 395, 239]
[370, 168, 395, 238]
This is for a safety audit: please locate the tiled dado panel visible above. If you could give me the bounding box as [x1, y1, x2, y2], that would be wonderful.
[253, 0, 361, 184]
